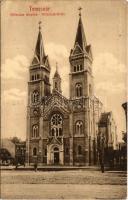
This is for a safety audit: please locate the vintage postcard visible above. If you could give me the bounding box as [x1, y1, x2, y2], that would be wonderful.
[1, 0, 127, 199]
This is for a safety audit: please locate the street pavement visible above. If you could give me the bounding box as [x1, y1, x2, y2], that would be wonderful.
[1, 170, 127, 199]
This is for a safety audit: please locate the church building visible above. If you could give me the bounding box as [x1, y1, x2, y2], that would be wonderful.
[26, 11, 103, 166]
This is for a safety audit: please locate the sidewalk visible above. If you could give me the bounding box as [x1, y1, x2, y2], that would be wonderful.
[1, 165, 101, 171]
[1, 165, 126, 172]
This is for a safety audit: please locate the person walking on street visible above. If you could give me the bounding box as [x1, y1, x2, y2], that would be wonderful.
[34, 159, 38, 172]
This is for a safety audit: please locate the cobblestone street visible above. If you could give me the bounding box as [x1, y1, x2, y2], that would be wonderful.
[1, 170, 127, 199]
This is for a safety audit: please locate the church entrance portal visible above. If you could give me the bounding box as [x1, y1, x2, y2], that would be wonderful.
[53, 147, 59, 164]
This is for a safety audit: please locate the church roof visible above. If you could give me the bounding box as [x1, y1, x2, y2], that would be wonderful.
[74, 14, 87, 51]
[54, 70, 61, 79]
[32, 22, 47, 65]
[35, 31, 46, 63]
[70, 11, 93, 60]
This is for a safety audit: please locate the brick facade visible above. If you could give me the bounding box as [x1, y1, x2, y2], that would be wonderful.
[26, 13, 103, 166]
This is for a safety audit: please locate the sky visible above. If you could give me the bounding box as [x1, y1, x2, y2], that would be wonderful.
[1, 0, 127, 141]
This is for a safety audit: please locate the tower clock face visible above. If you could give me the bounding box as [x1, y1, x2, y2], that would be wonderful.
[33, 109, 38, 116]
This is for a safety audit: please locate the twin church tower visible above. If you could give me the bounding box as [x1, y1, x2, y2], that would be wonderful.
[26, 10, 102, 166]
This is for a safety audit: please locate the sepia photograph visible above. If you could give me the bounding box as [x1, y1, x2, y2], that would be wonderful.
[1, 0, 127, 199]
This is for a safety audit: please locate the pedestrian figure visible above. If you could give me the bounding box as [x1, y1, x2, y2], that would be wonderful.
[101, 162, 104, 173]
[34, 159, 38, 172]
[99, 153, 105, 173]
[15, 159, 18, 169]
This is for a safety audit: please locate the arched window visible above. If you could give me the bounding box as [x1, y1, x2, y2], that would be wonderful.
[31, 75, 34, 81]
[37, 74, 40, 79]
[77, 65, 79, 71]
[79, 87, 82, 96]
[76, 83, 82, 97]
[45, 149, 47, 156]
[32, 90, 39, 103]
[56, 128, 58, 136]
[54, 147, 59, 151]
[76, 121, 83, 134]
[74, 66, 76, 72]
[51, 114, 63, 137]
[55, 82, 58, 90]
[78, 145, 82, 155]
[32, 125, 39, 138]
[80, 64, 82, 71]
[33, 147, 37, 156]
[66, 148, 69, 155]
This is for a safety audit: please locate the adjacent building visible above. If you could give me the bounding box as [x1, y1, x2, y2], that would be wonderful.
[98, 112, 118, 150]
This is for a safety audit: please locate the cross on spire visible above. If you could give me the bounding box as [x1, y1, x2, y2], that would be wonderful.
[78, 7, 82, 16]
[39, 21, 42, 31]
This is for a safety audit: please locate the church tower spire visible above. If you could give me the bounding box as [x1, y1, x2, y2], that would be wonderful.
[53, 62, 62, 93]
[69, 9, 93, 99]
[28, 21, 51, 107]
[32, 21, 49, 66]
[34, 21, 46, 65]
[74, 7, 87, 52]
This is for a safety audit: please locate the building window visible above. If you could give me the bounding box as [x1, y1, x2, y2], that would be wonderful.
[37, 74, 40, 79]
[66, 148, 69, 155]
[77, 65, 79, 71]
[78, 145, 82, 155]
[32, 125, 39, 138]
[32, 75, 34, 81]
[76, 121, 83, 134]
[54, 147, 59, 151]
[76, 83, 82, 97]
[55, 82, 58, 90]
[74, 64, 82, 72]
[32, 90, 39, 103]
[44, 149, 47, 156]
[56, 128, 59, 136]
[80, 64, 82, 71]
[33, 147, 37, 156]
[74, 66, 76, 72]
[51, 114, 63, 137]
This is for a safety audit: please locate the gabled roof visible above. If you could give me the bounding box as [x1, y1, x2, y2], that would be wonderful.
[47, 137, 62, 145]
[42, 92, 70, 119]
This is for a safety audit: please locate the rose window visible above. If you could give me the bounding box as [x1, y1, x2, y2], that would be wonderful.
[51, 114, 63, 137]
